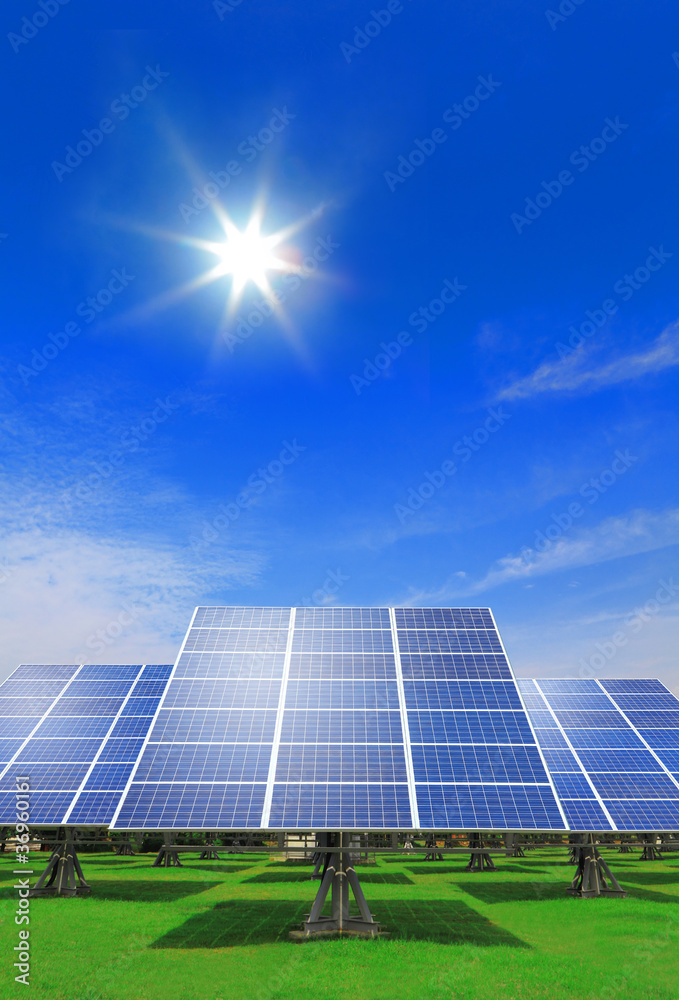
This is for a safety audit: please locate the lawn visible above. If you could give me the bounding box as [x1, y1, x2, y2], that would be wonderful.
[1, 846, 679, 1000]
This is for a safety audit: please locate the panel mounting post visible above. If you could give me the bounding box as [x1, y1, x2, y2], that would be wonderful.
[465, 832, 496, 872]
[152, 832, 183, 867]
[28, 827, 91, 897]
[568, 834, 627, 897]
[291, 833, 383, 938]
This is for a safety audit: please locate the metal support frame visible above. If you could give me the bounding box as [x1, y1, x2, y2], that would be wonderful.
[28, 828, 91, 897]
[504, 833, 525, 858]
[639, 835, 663, 860]
[199, 837, 221, 860]
[423, 835, 444, 861]
[152, 832, 183, 867]
[115, 841, 136, 856]
[465, 833, 496, 872]
[568, 835, 627, 898]
[292, 833, 382, 938]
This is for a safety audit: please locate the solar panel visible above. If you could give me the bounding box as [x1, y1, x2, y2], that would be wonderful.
[0, 664, 173, 825]
[518, 678, 679, 831]
[110, 607, 567, 831]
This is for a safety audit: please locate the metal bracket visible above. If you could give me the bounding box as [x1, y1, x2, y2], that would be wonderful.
[292, 834, 383, 938]
[28, 828, 91, 897]
[465, 833, 497, 872]
[568, 835, 627, 897]
[152, 832, 183, 867]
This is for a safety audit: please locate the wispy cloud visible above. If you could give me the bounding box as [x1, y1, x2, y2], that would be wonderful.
[470, 507, 679, 592]
[0, 386, 274, 678]
[393, 508, 679, 603]
[497, 322, 679, 401]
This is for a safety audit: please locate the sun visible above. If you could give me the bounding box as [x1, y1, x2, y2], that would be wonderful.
[213, 217, 290, 298]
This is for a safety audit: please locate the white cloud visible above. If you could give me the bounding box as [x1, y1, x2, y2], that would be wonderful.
[497, 322, 679, 401]
[469, 507, 679, 593]
[390, 508, 679, 604]
[0, 387, 273, 680]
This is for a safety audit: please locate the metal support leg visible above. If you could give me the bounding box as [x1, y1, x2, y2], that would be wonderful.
[465, 833, 496, 872]
[152, 832, 183, 867]
[293, 833, 381, 938]
[639, 835, 663, 860]
[198, 834, 220, 860]
[115, 841, 136, 856]
[505, 833, 525, 858]
[568, 835, 627, 898]
[28, 828, 91, 897]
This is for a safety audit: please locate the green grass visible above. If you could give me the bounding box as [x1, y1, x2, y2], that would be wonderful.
[2, 847, 679, 1000]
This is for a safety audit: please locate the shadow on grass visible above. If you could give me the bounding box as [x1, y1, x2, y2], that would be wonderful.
[243, 870, 414, 885]
[457, 880, 567, 904]
[613, 870, 679, 886]
[89, 879, 224, 902]
[176, 863, 255, 875]
[404, 864, 548, 876]
[151, 898, 530, 947]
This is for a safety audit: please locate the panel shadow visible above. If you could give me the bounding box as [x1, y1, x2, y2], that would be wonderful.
[91, 879, 224, 902]
[243, 871, 414, 885]
[457, 880, 569, 904]
[151, 898, 529, 948]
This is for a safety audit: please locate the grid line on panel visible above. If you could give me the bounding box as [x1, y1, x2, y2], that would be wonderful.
[533, 680, 616, 830]
[260, 608, 296, 828]
[62, 665, 148, 823]
[488, 615, 569, 831]
[389, 607, 420, 828]
[110, 610, 199, 828]
[594, 680, 679, 795]
[0, 665, 86, 785]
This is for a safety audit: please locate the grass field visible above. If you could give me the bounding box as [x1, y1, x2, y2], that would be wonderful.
[2, 846, 679, 1000]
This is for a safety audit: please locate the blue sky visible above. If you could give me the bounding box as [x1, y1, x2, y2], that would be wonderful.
[1, 1, 678, 688]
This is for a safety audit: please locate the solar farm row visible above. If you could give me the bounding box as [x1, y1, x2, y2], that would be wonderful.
[0, 607, 678, 831]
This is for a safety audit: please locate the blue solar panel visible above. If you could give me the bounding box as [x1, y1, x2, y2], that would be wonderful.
[270, 783, 411, 828]
[8, 612, 675, 833]
[114, 782, 267, 827]
[416, 783, 563, 829]
[523, 678, 679, 831]
[599, 678, 668, 694]
[0, 664, 172, 824]
[404, 680, 522, 711]
[107, 607, 567, 831]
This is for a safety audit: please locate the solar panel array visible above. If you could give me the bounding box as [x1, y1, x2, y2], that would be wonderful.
[1, 612, 678, 833]
[109, 607, 567, 831]
[517, 678, 679, 831]
[0, 664, 173, 825]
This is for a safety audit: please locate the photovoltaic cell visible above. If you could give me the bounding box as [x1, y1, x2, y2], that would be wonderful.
[0, 664, 172, 824]
[523, 678, 679, 831]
